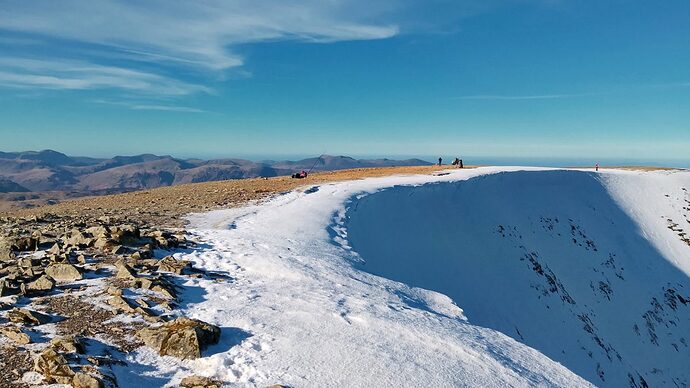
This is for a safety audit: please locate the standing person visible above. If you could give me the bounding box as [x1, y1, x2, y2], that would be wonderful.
[459, 159, 464, 169]
[595, 163, 599, 172]
[438, 157, 442, 166]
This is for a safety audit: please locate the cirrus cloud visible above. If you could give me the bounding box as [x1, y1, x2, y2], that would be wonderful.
[0, 0, 401, 98]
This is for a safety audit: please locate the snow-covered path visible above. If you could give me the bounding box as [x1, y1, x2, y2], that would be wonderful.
[122, 166, 690, 387]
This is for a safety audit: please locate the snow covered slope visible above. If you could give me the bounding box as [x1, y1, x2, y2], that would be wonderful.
[122, 167, 690, 387]
[346, 169, 690, 387]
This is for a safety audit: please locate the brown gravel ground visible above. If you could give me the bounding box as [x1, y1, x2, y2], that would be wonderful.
[0, 346, 32, 388]
[2, 166, 461, 228]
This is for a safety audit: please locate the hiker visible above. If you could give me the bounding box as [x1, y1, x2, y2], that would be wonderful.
[453, 157, 460, 167]
[438, 157, 442, 166]
[459, 159, 464, 168]
[595, 163, 599, 172]
[291, 170, 308, 179]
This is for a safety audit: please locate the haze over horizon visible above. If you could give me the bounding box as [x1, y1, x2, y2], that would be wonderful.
[1, 1, 689, 164]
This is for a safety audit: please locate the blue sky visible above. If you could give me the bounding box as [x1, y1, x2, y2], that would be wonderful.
[0, 0, 689, 164]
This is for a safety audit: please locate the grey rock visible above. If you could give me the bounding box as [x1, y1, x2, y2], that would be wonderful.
[180, 375, 220, 388]
[0, 326, 31, 344]
[26, 275, 55, 292]
[8, 308, 51, 325]
[158, 256, 191, 275]
[137, 317, 220, 360]
[34, 348, 74, 384]
[45, 263, 82, 281]
[72, 372, 103, 388]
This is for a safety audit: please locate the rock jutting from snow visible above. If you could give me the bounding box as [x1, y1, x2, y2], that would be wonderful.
[7, 308, 51, 325]
[26, 274, 55, 292]
[0, 326, 31, 344]
[137, 317, 221, 360]
[45, 263, 82, 281]
[34, 348, 74, 384]
[72, 372, 103, 388]
[179, 375, 220, 388]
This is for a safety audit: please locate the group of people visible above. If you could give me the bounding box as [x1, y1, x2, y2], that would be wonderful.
[438, 157, 464, 168]
[291, 170, 308, 179]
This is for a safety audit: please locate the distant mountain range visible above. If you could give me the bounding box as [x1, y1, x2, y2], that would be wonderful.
[0, 150, 431, 194]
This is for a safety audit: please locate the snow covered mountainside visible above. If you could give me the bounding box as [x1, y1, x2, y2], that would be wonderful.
[125, 167, 690, 387]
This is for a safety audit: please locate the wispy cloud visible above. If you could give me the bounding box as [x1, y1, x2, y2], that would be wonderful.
[456, 93, 597, 100]
[0, 58, 210, 96]
[0, 0, 557, 103]
[0, 0, 403, 98]
[92, 99, 205, 113]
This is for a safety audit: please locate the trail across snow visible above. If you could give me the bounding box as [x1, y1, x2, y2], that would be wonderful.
[118, 166, 690, 387]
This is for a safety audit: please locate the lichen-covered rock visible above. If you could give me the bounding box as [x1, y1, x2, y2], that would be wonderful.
[93, 237, 111, 250]
[72, 372, 103, 388]
[180, 375, 220, 388]
[85, 225, 109, 238]
[47, 243, 61, 255]
[7, 308, 51, 325]
[45, 263, 82, 281]
[50, 336, 85, 354]
[0, 239, 15, 261]
[151, 283, 176, 299]
[107, 295, 137, 314]
[158, 255, 191, 275]
[0, 326, 31, 344]
[26, 275, 55, 292]
[65, 231, 94, 248]
[137, 317, 220, 360]
[34, 348, 74, 384]
[114, 259, 137, 279]
[13, 237, 38, 251]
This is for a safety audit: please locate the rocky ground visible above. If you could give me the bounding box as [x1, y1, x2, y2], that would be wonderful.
[0, 166, 451, 387]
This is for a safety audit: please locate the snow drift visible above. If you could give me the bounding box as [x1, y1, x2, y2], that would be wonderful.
[346, 170, 690, 387]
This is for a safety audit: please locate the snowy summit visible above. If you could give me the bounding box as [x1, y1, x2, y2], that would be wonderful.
[102, 166, 690, 387]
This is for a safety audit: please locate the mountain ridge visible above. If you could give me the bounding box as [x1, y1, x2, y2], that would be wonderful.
[0, 149, 431, 194]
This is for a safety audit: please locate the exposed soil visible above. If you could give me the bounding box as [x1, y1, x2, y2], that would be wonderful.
[2, 166, 459, 228]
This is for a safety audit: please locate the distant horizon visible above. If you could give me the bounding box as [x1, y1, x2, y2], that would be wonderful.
[2, 148, 688, 169]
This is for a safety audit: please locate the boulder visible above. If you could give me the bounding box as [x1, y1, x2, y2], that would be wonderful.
[93, 238, 111, 250]
[109, 245, 126, 254]
[7, 308, 51, 325]
[14, 237, 38, 251]
[72, 373, 103, 388]
[26, 275, 55, 292]
[180, 375, 220, 388]
[107, 295, 158, 321]
[34, 348, 74, 384]
[110, 225, 140, 243]
[47, 243, 61, 255]
[0, 326, 31, 344]
[137, 317, 220, 360]
[158, 256, 191, 275]
[107, 295, 137, 314]
[85, 225, 109, 238]
[45, 263, 82, 281]
[135, 277, 154, 290]
[65, 231, 94, 248]
[50, 336, 85, 354]
[151, 283, 176, 299]
[0, 240, 15, 261]
[114, 260, 137, 280]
